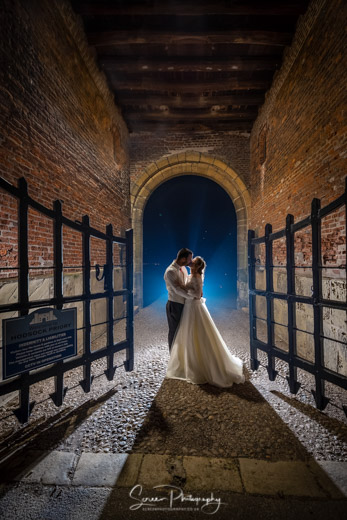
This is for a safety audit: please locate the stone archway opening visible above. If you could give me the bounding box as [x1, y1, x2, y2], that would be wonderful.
[131, 152, 250, 310]
[142, 175, 238, 307]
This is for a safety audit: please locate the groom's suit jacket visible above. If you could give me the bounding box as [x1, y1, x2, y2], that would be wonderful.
[164, 261, 189, 304]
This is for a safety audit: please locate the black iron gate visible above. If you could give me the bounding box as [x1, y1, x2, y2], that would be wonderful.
[0, 176, 134, 423]
[248, 178, 346, 413]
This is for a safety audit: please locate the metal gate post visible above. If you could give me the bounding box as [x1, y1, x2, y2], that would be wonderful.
[311, 198, 329, 410]
[14, 178, 34, 423]
[105, 224, 116, 380]
[125, 228, 134, 372]
[265, 223, 277, 380]
[50, 199, 67, 406]
[248, 229, 259, 370]
[80, 215, 93, 392]
[286, 214, 301, 394]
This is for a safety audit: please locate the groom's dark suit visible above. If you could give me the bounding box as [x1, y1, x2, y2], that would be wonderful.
[164, 261, 189, 351]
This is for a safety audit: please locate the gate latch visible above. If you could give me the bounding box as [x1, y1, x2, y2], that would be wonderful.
[95, 264, 110, 291]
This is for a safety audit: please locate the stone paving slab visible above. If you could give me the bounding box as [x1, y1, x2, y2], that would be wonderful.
[4, 450, 346, 500]
[238, 458, 343, 498]
[1, 483, 347, 520]
[138, 453, 175, 487]
[184, 455, 243, 492]
[116, 453, 143, 487]
[316, 461, 347, 497]
[72, 452, 128, 487]
[11, 450, 77, 486]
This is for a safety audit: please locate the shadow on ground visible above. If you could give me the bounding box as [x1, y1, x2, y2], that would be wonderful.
[0, 388, 117, 483]
[271, 390, 347, 442]
[130, 377, 309, 460]
[97, 376, 347, 520]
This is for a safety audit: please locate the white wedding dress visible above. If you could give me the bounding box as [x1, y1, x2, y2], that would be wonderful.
[166, 275, 245, 388]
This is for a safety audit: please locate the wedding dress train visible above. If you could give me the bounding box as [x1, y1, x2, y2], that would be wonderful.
[166, 276, 245, 388]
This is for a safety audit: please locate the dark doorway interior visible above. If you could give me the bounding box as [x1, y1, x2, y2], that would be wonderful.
[143, 175, 237, 307]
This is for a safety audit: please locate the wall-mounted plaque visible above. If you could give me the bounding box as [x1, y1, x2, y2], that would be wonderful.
[2, 307, 77, 379]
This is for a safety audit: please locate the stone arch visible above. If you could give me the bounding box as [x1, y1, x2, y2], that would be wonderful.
[131, 151, 251, 309]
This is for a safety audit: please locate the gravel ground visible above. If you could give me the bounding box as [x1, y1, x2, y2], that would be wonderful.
[0, 296, 346, 463]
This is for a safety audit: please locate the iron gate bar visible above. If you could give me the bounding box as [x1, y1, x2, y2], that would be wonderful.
[289, 265, 313, 268]
[271, 319, 292, 328]
[51, 199, 66, 408]
[14, 178, 31, 423]
[0, 176, 134, 424]
[269, 229, 286, 241]
[320, 266, 346, 269]
[319, 299, 346, 310]
[249, 290, 312, 303]
[247, 229, 259, 371]
[248, 177, 347, 413]
[291, 216, 311, 232]
[105, 223, 115, 381]
[18, 178, 29, 315]
[254, 264, 298, 268]
[81, 214, 92, 394]
[319, 335, 346, 346]
[319, 192, 346, 218]
[7, 266, 54, 270]
[311, 197, 329, 410]
[0, 290, 130, 314]
[265, 223, 277, 381]
[0, 340, 128, 395]
[293, 326, 313, 335]
[252, 236, 266, 244]
[249, 289, 346, 311]
[286, 213, 300, 394]
[125, 228, 134, 372]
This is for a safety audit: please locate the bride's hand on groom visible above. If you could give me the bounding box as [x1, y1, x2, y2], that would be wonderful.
[174, 280, 187, 291]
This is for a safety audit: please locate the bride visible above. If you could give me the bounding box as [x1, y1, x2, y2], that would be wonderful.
[166, 256, 245, 388]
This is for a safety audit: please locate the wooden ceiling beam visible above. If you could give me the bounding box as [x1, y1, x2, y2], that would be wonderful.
[94, 43, 284, 57]
[73, 2, 308, 17]
[127, 121, 253, 132]
[71, 1, 309, 135]
[99, 56, 280, 72]
[115, 93, 265, 107]
[110, 78, 271, 92]
[124, 111, 257, 121]
[88, 30, 292, 47]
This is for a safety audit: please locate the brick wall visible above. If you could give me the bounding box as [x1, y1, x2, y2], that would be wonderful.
[130, 130, 250, 189]
[250, 0, 346, 375]
[0, 0, 130, 278]
[250, 0, 346, 272]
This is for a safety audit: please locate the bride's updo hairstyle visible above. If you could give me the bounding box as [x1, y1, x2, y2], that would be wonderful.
[194, 256, 206, 275]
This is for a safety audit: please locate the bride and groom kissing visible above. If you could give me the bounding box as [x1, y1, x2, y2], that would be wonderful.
[164, 248, 245, 388]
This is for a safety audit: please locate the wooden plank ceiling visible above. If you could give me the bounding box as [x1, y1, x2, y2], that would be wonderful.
[71, 0, 310, 133]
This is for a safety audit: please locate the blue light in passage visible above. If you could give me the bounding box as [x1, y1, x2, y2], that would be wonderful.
[143, 175, 237, 307]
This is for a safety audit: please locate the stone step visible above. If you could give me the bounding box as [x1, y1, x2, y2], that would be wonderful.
[3, 449, 347, 499]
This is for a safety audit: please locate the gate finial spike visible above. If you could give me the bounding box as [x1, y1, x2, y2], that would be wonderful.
[311, 390, 329, 411]
[286, 376, 301, 394]
[266, 366, 278, 381]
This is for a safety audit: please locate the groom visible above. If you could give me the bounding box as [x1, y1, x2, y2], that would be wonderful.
[164, 248, 193, 351]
